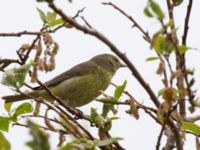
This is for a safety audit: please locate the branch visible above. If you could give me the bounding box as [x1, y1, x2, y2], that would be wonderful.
[182, 0, 195, 108]
[182, 0, 193, 45]
[166, 0, 176, 31]
[156, 104, 179, 150]
[0, 58, 21, 64]
[0, 58, 21, 71]
[102, 2, 151, 42]
[19, 34, 41, 64]
[0, 31, 40, 37]
[13, 122, 68, 135]
[47, 2, 160, 108]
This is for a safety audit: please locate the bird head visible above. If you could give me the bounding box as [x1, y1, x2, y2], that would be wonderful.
[90, 54, 126, 75]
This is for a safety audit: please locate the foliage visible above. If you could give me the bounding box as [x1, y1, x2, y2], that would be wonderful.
[0, 132, 10, 150]
[0, 0, 198, 150]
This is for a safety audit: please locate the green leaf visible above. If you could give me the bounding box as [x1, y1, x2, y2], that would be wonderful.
[0, 116, 10, 132]
[104, 121, 112, 132]
[26, 120, 50, 150]
[149, 0, 164, 20]
[13, 103, 33, 121]
[146, 57, 159, 61]
[59, 143, 71, 150]
[102, 103, 114, 117]
[4, 103, 12, 113]
[95, 137, 123, 147]
[178, 45, 189, 54]
[153, 34, 165, 53]
[114, 80, 127, 100]
[144, 7, 153, 17]
[47, 12, 57, 22]
[182, 122, 200, 134]
[0, 132, 11, 150]
[36, 7, 48, 23]
[1, 63, 32, 89]
[59, 139, 94, 150]
[173, 0, 183, 6]
[90, 108, 104, 124]
[47, 18, 64, 27]
[96, 97, 118, 104]
[109, 116, 120, 121]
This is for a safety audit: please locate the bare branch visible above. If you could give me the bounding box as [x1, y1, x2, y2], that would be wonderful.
[102, 2, 151, 42]
[0, 58, 21, 65]
[182, 0, 193, 45]
[0, 31, 40, 37]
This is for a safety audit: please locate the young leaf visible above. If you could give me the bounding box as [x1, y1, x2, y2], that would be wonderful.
[95, 137, 123, 147]
[96, 97, 118, 104]
[114, 80, 127, 100]
[102, 103, 113, 118]
[0, 116, 10, 132]
[0, 132, 11, 150]
[182, 122, 200, 134]
[149, 0, 164, 20]
[90, 108, 104, 124]
[144, 7, 153, 18]
[59, 143, 71, 150]
[47, 18, 64, 27]
[4, 103, 12, 113]
[13, 103, 33, 121]
[104, 121, 112, 132]
[153, 34, 165, 53]
[47, 12, 57, 22]
[173, 0, 183, 6]
[146, 57, 159, 61]
[1, 63, 32, 89]
[37, 8, 48, 23]
[178, 45, 189, 54]
[26, 120, 50, 150]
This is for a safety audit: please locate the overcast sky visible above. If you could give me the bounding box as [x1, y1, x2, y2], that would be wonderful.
[0, 0, 200, 149]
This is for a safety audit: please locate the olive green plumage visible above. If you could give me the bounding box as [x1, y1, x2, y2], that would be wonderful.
[2, 54, 124, 107]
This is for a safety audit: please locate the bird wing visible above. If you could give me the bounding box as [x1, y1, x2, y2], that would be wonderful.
[33, 61, 98, 90]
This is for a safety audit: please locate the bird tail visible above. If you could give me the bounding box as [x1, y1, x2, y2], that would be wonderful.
[2, 94, 29, 103]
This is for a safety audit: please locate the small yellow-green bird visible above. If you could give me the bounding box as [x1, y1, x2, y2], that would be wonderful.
[2, 54, 125, 107]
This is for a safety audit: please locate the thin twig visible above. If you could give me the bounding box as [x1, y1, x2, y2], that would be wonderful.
[182, 0, 193, 45]
[13, 122, 68, 135]
[81, 16, 93, 28]
[0, 58, 21, 65]
[182, 0, 195, 108]
[102, 2, 151, 43]
[156, 104, 178, 150]
[156, 123, 166, 150]
[20, 34, 41, 64]
[0, 31, 40, 37]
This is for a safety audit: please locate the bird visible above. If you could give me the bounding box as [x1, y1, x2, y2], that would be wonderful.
[2, 54, 125, 107]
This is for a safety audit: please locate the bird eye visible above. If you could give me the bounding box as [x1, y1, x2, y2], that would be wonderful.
[114, 58, 119, 63]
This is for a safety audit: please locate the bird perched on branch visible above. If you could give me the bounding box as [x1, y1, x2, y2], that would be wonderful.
[2, 54, 125, 107]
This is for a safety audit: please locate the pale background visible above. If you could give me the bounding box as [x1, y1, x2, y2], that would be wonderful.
[0, 0, 200, 149]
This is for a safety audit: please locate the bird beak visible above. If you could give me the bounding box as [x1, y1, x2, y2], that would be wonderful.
[120, 63, 127, 67]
